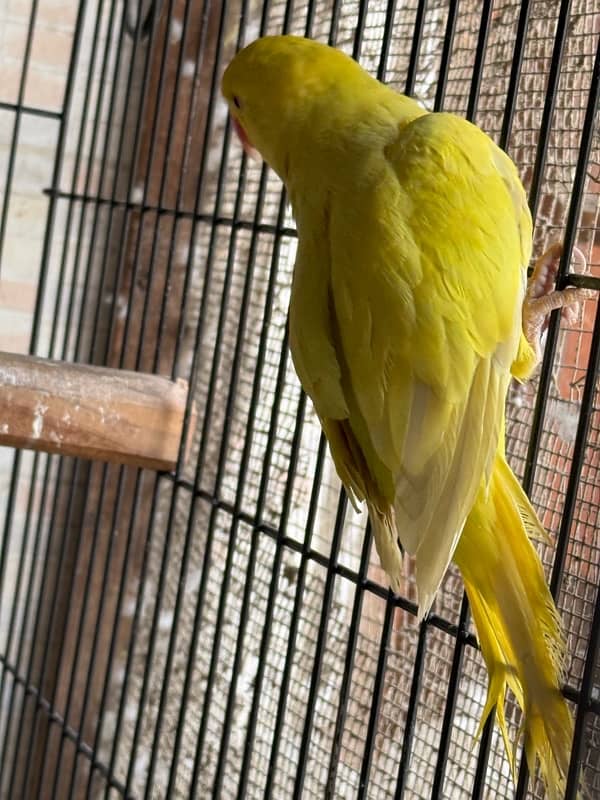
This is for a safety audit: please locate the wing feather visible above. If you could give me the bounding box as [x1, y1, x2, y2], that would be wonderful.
[328, 112, 531, 612]
[288, 108, 532, 614]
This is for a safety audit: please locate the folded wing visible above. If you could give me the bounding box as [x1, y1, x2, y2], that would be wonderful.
[327, 112, 532, 614]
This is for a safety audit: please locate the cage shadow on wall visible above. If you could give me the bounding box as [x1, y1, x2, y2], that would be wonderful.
[0, 0, 599, 798]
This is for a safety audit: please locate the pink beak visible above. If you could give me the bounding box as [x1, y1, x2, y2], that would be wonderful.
[232, 116, 260, 161]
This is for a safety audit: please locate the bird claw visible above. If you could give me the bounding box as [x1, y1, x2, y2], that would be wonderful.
[523, 242, 593, 358]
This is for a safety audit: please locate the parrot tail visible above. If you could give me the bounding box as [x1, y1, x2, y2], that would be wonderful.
[453, 452, 575, 799]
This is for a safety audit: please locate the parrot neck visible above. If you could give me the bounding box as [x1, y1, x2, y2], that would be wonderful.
[282, 92, 427, 203]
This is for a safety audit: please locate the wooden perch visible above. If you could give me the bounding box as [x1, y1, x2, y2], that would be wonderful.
[0, 351, 190, 471]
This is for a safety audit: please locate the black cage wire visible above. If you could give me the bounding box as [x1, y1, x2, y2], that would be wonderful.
[0, 0, 599, 798]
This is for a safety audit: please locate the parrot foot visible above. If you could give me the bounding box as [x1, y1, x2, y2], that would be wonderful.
[523, 242, 593, 360]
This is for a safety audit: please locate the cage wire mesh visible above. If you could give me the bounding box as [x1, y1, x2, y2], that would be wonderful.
[0, 0, 599, 798]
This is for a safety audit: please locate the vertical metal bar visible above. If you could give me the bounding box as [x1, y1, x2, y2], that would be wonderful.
[377, 0, 397, 81]
[323, 525, 374, 799]
[514, 23, 600, 799]
[326, 0, 344, 47]
[101, 471, 160, 800]
[550, 295, 600, 800]
[302, 0, 316, 40]
[471, 0, 531, 788]
[145, 92, 250, 800]
[47, 467, 112, 798]
[111, 1, 178, 369]
[524, 0, 573, 226]
[264, 435, 328, 797]
[35, 0, 161, 792]
[23, 0, 128, 789]
[88, 3, 219, 788]
[404, 0, 427, 97]
[521, 0, 573, 500]
[0, 452, 45, 750]
[86, 5, 215, 796]
[357, 595, 394, 799]
[48, 4, 164, 787]
[565, 562, 600, 799]
[0, 0, 40, 272]
[424, 4, 494, 791]
[470, 713, 494, 800]
[205, 190, 292, 793]
[102, 0, 234, 792]
[48, 0, 117, 359]
[394, 621, 428, 799]
[320, 10, 396, 793]
[29, 0, 89, 354]
[0, 1, 88, 792]
[150, 0, 278, 793]
[63, 7, 174, 781]
[499, 0, 531, 151]
[466, 0, 493, 123]
[214, 391, 306, 798]
[434, 0, 459, 111]
[118, 2, 237, 793]
[351, 0, 369, 61]
[291, 492, 348, 800]
[431, 597, 470, 797]
[93, 8, 165, 367]
[131, 0, 200, 373]
[0, 448, 23, 717]
[83, 473, 147, 799]
[0, 0, 88, 769]
[546, 32, 600, 598]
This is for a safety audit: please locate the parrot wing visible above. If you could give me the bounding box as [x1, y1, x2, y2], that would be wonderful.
[328, 111, 532, 615]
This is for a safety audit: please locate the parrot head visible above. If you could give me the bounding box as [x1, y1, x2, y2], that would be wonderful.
[221, 35, 376, 179]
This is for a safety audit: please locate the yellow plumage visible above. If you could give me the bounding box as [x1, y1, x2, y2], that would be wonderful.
[222, 35, 575, 796]
[456, 451, 571, 797]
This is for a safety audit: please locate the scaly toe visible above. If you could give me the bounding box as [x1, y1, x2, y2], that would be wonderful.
[523, 242, 593, 352]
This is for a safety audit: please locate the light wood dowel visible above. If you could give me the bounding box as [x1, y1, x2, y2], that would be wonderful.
[0, 351, 189, 471]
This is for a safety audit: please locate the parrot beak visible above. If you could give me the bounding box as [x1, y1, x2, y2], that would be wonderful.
[231, 116, 260, 161]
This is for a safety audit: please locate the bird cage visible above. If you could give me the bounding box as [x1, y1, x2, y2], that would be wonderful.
[0, 0, 598, 798]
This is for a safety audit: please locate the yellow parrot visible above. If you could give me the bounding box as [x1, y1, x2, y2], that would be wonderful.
[222, 35, 586, 797]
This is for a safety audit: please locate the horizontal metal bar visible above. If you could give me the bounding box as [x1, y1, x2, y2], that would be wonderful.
[42, 187, 299, 238]
[0, 100, 62, 120]
[163, 474, 468, 627]
[566, 273, 600, 291]
[43, 187, 600, 290]
[157, 472, 600, 716]
[151, 475, 594, 714]
[0, 655, 132, 798]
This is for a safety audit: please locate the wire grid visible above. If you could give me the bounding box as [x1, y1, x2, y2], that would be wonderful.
[0, 0, 598, 798]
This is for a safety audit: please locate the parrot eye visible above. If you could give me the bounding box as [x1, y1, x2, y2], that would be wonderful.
[233, 95, 242, 109]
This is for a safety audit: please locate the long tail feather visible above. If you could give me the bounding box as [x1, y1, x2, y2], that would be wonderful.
[453, 453, 575, 799]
